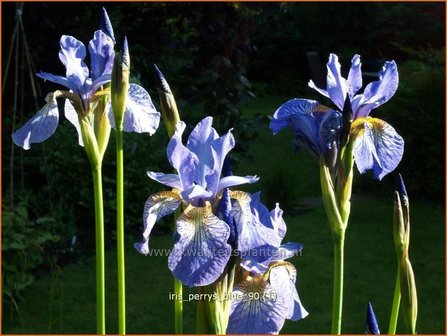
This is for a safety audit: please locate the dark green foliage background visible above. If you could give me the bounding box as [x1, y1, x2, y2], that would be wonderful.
[2, 1, 444, 333]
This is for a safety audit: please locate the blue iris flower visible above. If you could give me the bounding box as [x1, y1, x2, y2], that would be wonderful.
[227, 197, 308, 334]
[12, 17, 159, 150]
[270, 53, 404, 180]
[134, 117, 259, 287]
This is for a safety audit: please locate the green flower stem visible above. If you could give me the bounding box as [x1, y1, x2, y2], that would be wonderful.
[116, 128, 126, 335]
[92, 164, 106, 335]
[174, 277, 183, 334]
[388, 266, 401, 335]
[331, 233, 345, 335]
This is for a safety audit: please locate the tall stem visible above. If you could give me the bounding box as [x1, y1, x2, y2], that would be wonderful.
[331, 233, 345, 334]
[388, 266, 401, 334]
[116, 129, 126, 335]
[92, 165, 106, 335]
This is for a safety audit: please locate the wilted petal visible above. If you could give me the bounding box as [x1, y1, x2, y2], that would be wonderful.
[352, 117, 404, 180]
[326, 53, 348, 110]
[269, 262, 309, 321]
[146, 171, 182, 189]
[227, 280, 287, 334]
[64, 99, 83, 146]
[353, 61, 399, 119]
[230, 191, 281, 254]
[58, 35, 89, 95]
[134, 191, 182, 255]
[347, 54, 362, 98]
[12, 94, 59, 150]
[88, 30, 115, 81]
[168, 203, 231, 287]
[271, 204, 287, 238]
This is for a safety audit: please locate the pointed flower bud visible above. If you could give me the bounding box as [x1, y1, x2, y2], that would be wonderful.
[393, 173, 410, 258]
[111, 37, 130, 130]
[365, 302, 380, 334]
[400, 253, 418, 334]
[100, 7, 115, 44]
[154, 64, 180, 138]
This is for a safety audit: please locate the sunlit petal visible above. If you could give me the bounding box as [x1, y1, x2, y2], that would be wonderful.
[168, 203, 231, 286]
[326, 53, 348, 110]
[347, 54, 362, 98]
[270, 203, 287, 239]
[352, 117, 404, 180]
[134, 191, 182, 255]
[146, 171, 182, 189]
[217, 175, 259, 193]
[64, 99, 83, 146]
[12, 94, 59, 150]
[88, 30, 115, 81]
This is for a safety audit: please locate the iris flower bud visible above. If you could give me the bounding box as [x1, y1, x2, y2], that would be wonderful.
[111, 37, 130, 131]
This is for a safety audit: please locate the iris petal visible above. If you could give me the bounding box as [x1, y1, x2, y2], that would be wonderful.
[12, 94, 59, 150]
[308, 79, 329, 98]
[352, 117, 404, 180]
[326, 53, 348, 110]
[146, 171, 182, 189]
[269, 263, 309, 321]
[58, 35, 89, 96]
[64, 99, 84, 146]
[108, 84, 160, 134]
[230, 191, 281, 254]
[271, 204, 287, 239]
[227, 281, 287, 334]
[353, 61, 399, 119]
[134, 191, 182, 255]
[217, 175, 259, 193]
[168, 203, 231, 286]
[347, 54, 362, 98]
[36, 72, 79, 94]
[88, 30, 115, 81]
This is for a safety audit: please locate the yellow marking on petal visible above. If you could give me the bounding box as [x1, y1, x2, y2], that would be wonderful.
[228, 190, 250, 206]
[350, 116, 388, 139]
[236, 276, 269, 296]
[180, 201, 214, 227]
[264, 261, 297, 282]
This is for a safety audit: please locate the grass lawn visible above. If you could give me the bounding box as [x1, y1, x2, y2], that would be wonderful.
[3, 96, 445, 334]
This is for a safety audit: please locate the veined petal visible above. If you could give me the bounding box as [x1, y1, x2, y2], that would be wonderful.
[168, 202, 231, 287]
[353, 61, 399, 119]
[108, 83, 160, 134]
[64, 99, 83, 146]
[88, 30, 115, 81]
[217, 175, 259, 193]
[227, 279, 287, 334]
[230, 191, 281, 254]
[146, 171, 182, 189]
[326, 53, 348, 110]
[12, 93, 59, 150]
[352, 117, 404, 180]
[58, 35, 89, 95]
[269, 262, 309, 321]
[347, 54, 362, 98]
[167, 121, 198, 191]
[134, 191, 182, 255]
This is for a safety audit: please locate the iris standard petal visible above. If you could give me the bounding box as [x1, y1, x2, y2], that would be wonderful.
[269, 263, 309, 321]
[186, 117, 218, 187]
[168, 203, 231, 287]
[64, 99, 84, 146]
[230, 191, 281, 253]
[347, 54, 362, 98]
[134, 191, 182, 255]
[12, 94, 59, 150]
[58, 35, 89, 95]
[88, 30, 115, 81]
[353, 61, 399, 119]
[326, 53, 348, 110]
[146, 171, 182, 189]
[227, 281, 287, 334]
[352, 117, 404, 180]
